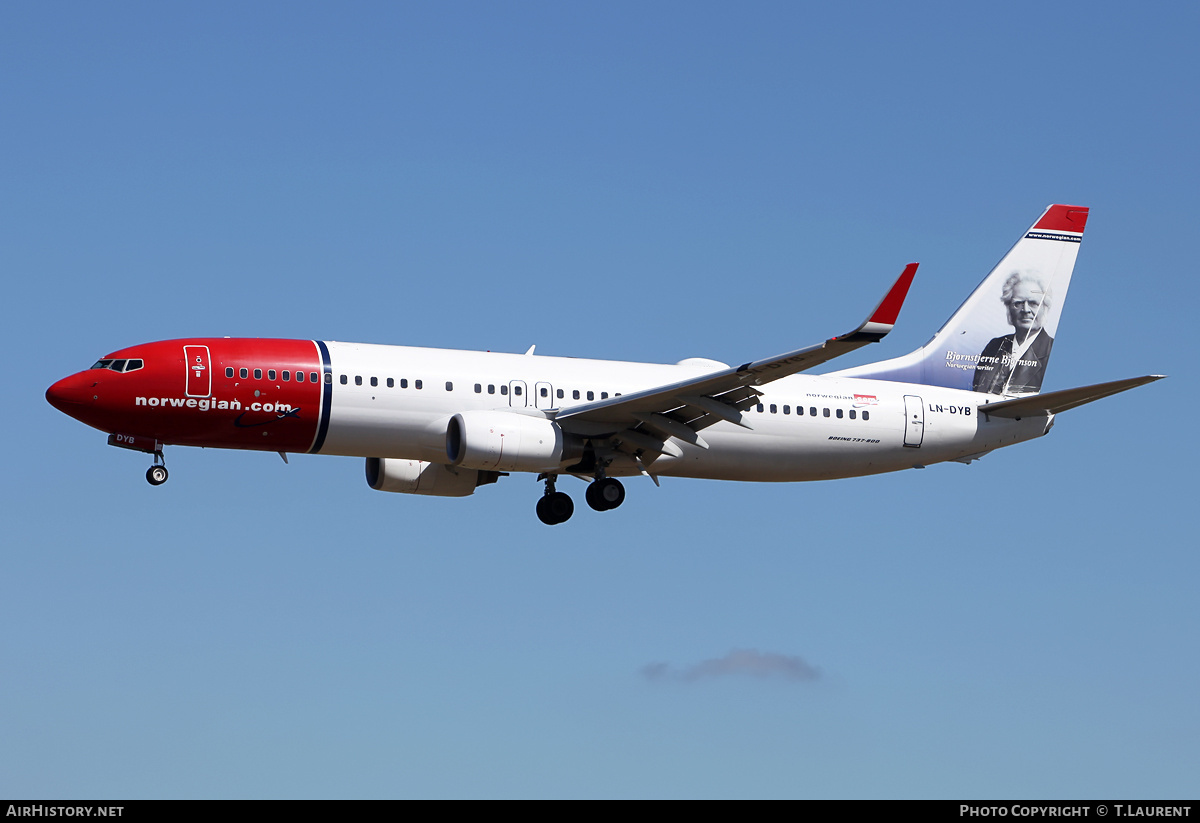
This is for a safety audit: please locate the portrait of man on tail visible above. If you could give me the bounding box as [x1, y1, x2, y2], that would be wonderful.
[973, 271, 1054, 395]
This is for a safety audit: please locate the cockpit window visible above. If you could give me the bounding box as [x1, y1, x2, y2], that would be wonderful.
[90, 358, 143, 372]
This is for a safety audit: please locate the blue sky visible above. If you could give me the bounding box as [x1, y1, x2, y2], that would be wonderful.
[3, 1, 1197, 798]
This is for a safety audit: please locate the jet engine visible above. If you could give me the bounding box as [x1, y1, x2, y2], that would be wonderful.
[446, 410, 581, 473]
[365, 457, 499, 497]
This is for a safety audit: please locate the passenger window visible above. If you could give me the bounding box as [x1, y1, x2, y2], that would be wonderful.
[601, 392, 608, 399]
[783, 405, 790, 415]
[557, 389, 564, 399]
[387, 378, 394, 388]
[770, 404, 777, 414]
[796, 406, 804, 416]
[401, 379, 408, 388]
[823, 408, 830, 417]
[810, 407, 817, 416]
[253, 368, 262, 380]
[226, 367, 234, 378]
[849, 410, 856, 419]
[313, 373, 321, 383]
[282, 370, 290, 381]
[355, 376, 362, 386]
[836, 409, 843, 419]
[475, 383, 482, 393]
[573, 390, 580, 400]
[501, 385, 508, 395]
[587, 391, 594, 401]
[863, 411, 870, 421]
[540, 387, 548, 397]
[514, 385, 522, 396]
[295, 372, 304, 383]
[268, 369, 277, 381]
[340, 375, 348, 385]
[756, 403, 764, 413]
[446, 382, 453, 391]
[324, 373, 332, 384]
[370, 377, 378, 387]
[487, 384, 495, 394]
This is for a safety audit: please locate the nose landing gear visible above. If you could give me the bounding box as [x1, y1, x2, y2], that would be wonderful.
[145, 451, 168, 486]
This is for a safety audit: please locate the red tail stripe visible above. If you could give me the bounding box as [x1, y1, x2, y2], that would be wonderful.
[1034, 204, 1089, 233]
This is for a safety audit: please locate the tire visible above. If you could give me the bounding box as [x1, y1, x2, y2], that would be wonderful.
[587, 478, 625, 511]
[146, 466, 169, 486]
[598, 478, 625, 510]
[537, 493, 573, 525]
[546, 491, 574, 524]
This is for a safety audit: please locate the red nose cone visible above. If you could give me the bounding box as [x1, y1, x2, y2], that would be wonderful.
[46, 372, 96, 415]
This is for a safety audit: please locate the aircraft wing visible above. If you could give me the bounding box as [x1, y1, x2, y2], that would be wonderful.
[978, 375, 1165, 418]
[553, 264, 917, 460]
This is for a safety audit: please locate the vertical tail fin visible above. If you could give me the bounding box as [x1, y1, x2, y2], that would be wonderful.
[833, 204, 1089, 396]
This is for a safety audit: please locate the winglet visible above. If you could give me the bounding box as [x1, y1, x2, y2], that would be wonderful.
[838, 263, 918, 342]
[868, 262, 918, 327]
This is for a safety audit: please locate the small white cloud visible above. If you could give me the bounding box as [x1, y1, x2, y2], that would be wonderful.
[641, 648, 820, 683]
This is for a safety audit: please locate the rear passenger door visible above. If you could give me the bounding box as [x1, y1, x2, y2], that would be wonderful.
[903, 394, 924, 447]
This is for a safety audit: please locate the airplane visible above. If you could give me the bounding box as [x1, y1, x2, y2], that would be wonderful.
[46, 204, 1162, 525]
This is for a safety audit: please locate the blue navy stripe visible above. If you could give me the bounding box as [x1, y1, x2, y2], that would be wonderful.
[309, 340, 333, 454]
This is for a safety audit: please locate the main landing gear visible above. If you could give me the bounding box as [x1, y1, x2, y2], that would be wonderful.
[145, 451, 168, 486]
[536, 475, 574, 525]
[535, 474, 626, 525]
[585, 477, 625, 512]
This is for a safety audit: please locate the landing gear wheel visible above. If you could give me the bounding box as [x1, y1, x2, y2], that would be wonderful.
[586, 477, 625, 511]
[146, 465, 169, 486]
[536, 491, 574, 525]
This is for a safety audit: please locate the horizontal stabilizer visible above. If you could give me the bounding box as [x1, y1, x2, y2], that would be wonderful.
[979, 375, 1165, 418]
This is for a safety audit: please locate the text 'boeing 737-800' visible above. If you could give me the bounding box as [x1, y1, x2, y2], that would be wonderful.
[47, 205, 1163, 524]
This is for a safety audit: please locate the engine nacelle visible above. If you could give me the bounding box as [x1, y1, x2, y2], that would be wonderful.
[365, 457, 498, 497]
[446, 410, 578, 472]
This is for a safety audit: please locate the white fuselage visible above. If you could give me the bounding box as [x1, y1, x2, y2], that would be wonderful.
[317, 341, 1050, 480]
